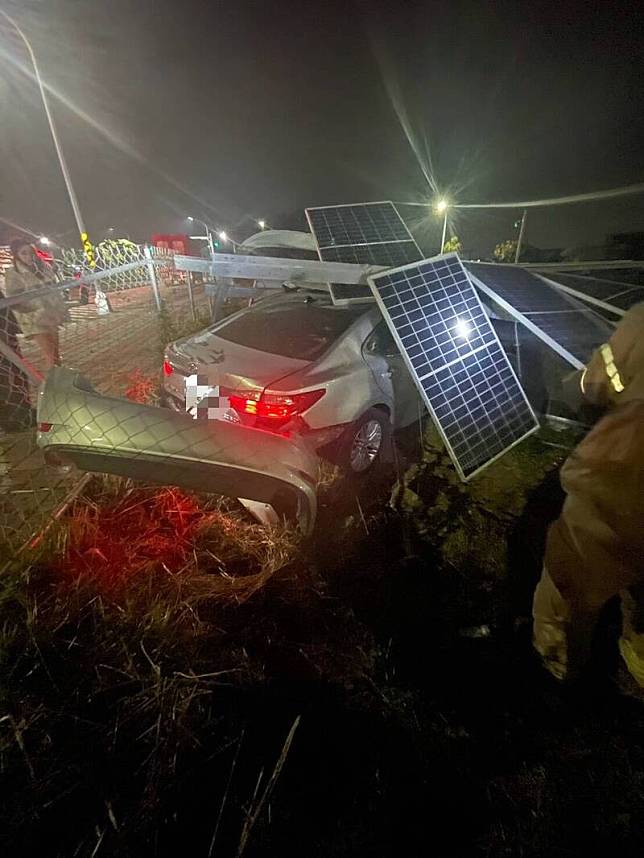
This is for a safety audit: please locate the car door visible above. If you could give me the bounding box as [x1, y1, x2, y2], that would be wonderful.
[362, 321, 423, 428]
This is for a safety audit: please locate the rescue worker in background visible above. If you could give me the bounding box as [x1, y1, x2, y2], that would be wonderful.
[0, 282, 35, 432]
[533, 301, 644, 686]
[4, 239, 70, 371]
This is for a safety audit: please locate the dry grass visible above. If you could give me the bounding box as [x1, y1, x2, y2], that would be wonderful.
[29, 476, 300, 613]
[124, 369, 159, 405]
[0, 476, 307, 855]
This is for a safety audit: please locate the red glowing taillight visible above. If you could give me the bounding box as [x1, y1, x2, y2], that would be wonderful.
[162, 360, 174, 376]
[225, 388, 326, 427]
[258, 389, 326, 421]
[38, 422, 53, 432]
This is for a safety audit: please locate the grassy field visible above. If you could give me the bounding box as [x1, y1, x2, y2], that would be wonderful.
[2, 416, 644, 856]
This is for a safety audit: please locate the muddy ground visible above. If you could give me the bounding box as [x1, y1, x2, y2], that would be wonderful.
[2, 421, 644, 857]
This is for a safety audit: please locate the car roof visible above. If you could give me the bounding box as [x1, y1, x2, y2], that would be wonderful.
[254, 288, 381, 323]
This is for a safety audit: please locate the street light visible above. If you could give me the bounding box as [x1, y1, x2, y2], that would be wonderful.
[39, 236, 50, 246]
[0, 10, 93, 263]
[258, 220, 266, 230]
[435, 198, 449, 252]
[217, 230, 241, 254]
[187, 216, 215, 257]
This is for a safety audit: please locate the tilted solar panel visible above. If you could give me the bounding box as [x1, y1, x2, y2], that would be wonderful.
[368, 254, 538, 480]
[538, 271, 644, 317]
[305, 201, 422, 304]
[464, 262, 614, 368]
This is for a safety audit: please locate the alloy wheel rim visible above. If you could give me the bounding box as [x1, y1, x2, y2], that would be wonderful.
[349, 419, 383, 472]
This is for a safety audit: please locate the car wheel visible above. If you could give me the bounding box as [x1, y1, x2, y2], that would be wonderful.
[336, 408, 389, 475]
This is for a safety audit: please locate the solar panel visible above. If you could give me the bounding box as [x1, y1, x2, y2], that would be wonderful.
[464, 262, 614, 369]
[368, 254, 538, 480]
[537, 271, 644, 317]
[305, 201, 422, 304]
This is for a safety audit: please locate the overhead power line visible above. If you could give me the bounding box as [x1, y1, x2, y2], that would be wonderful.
[395, 182, 644, 210]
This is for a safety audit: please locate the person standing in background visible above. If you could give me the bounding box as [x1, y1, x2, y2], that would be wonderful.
[0, 282, 35, 432]
[4, 239, 70, 370]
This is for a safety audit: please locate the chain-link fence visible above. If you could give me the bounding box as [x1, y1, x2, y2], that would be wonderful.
[0, 246, 218, 555]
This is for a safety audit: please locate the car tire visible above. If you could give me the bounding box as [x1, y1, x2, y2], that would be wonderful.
[334, 408, 390, 475]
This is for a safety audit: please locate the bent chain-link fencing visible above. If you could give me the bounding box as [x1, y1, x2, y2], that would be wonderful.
[0, 246, 218, 556]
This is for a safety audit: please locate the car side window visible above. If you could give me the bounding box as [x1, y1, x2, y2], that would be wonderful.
[363, 322, 400, 358]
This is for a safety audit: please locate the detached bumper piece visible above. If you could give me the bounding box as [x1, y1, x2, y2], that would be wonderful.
[37, 368, 319, 533]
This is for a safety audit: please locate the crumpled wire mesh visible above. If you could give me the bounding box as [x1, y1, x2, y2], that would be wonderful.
[0, 246, 219, 554]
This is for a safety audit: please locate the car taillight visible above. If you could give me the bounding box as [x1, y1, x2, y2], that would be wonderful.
[38, 422, 53, 432]
[226, 390, 261, 416]
[224, 388, 326, 426]
[162, 360, 174, 376]
[257, 389, 326, 421]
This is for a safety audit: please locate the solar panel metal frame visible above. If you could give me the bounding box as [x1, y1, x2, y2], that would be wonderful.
[465, 263, 609, 370]
[534, 271, 633, 319]
[305, 201, 421, 305]
[367, 253, 539, 482]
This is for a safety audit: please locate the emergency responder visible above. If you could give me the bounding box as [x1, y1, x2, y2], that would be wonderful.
[0, 284, 35, 432]
[4, 239, 70, 370]
[533, 301, 644, 685]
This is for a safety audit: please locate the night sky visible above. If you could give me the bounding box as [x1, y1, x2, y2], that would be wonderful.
[1, 0, 643, 256]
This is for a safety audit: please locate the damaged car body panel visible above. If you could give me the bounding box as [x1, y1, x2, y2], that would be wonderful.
[37, 368, 319, 533]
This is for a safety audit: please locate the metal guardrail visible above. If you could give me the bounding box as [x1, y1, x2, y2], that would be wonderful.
[174, 252, 384, 286]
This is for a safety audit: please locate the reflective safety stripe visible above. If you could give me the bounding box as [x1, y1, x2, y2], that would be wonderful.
[599, 343, 625, 393]
[619, 637, 644, 688]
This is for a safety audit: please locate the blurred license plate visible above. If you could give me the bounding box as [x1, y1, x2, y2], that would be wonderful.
[184, 375, 239, 422]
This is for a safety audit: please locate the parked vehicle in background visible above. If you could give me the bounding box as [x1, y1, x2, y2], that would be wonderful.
[161, 289, 422, 474]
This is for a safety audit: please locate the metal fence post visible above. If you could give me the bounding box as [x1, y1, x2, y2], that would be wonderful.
[144, 245, 162, 312]
[212, 276, 231, 324]
[515, 209, 527, 264]
[186, 271, 197, 322]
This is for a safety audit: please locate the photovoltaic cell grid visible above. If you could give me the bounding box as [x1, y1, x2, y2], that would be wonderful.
[305, 202, 422, 303]
[368, 254, 538, 480]
[540, 271, 644, 313]
[464, 262, 614, 367]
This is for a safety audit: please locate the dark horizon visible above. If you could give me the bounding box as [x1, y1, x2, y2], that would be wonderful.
[1, 0, 643, 256]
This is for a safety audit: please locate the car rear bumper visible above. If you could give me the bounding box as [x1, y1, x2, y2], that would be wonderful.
[39, 368, 320, 534]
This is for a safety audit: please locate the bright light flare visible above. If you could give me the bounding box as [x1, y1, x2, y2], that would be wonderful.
[39, 236, 50, 245]
[258, 220, 266, 229]
[455, 317, 472, 339]
[436, 199, 449, 213]
[218, 231, 228, 242]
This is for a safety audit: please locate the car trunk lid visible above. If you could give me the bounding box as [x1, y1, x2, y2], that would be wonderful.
[167, 334, 310, 399]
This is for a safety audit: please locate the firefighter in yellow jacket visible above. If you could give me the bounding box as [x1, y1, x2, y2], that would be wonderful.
[533, 301, 644, 684]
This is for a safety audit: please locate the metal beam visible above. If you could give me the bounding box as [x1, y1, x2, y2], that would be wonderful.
[520, 259, 640, 272]
[173, 252, 385, 286]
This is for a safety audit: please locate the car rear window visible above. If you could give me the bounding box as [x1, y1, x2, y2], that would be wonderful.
[213, 301, 366, 360]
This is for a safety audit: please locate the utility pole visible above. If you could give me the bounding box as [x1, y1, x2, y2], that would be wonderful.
[514, 209, 527, 264]
[1, 11, 94, 265]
